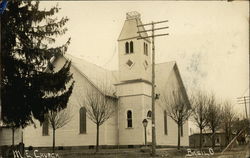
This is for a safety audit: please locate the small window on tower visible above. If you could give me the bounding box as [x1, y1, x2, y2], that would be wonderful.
[125, 42, 129, 54]
[130, 41, 134, 53]
[144, 43, 146, 55]
[143, 60, 148, 70]
[144, 42, 148, 56]
[126, 59, 134, 68]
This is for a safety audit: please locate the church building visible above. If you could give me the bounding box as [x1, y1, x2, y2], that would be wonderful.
[22, 12, 190, 148]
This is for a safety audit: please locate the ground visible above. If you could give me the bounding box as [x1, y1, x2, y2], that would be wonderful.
[20, 144, 250, 158]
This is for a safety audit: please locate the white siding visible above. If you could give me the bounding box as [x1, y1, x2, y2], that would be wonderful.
[23, 57, 118, 147]
[0, 127, 22, 146]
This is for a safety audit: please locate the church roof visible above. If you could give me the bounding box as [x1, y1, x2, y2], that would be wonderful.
[64, 54, 118, 97]
[155, 61, 176, 88]
[118, 14, 149, 42]
[155, 61, 191, 108]
[64, 54, 189, 106]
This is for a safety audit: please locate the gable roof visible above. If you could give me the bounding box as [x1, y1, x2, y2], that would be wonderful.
[155, 61, 176, 89]
[64, 54, 189, 106]
[64, 54, 118, 97]
[155, 61, 191, 108]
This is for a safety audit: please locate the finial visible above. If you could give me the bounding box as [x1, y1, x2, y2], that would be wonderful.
[126, 11, 141, 20]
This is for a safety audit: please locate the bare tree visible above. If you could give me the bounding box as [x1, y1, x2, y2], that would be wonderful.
[221, 101, 236, 146]
[191, 91, 209, 150]
[47, 107, 72, 152]
[205, 94, 221, 149]
[161, 89, 192, 150]
[76, 83, 117, 152]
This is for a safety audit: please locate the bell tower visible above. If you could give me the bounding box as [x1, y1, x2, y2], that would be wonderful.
[117, 11, 151, 82]
[116, 12, 152, 146]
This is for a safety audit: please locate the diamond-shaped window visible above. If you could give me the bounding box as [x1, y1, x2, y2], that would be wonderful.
[126, 59, 133, 67]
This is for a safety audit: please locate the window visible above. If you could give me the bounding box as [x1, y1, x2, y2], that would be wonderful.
[144, 42, 148, 56]
[147, 110, 152, 118]
[181, 124, 183, 137]
[216, 137, 220, 143]
[130, 41, 134, 53]
[42, 115, 49, 136]
[80, 107, 87, 134]
[125, 42, 129, 54]
[144, 43, 146, 55]
[125, 41, 134, 54]
[126, 59, 134, 67]
[164, 110, 168, 135]
[127, 110, 132, 128]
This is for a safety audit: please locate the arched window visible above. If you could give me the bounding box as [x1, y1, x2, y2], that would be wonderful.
[147, 110, 152, 118]
[80, 107, 87, 134]
[164, 110, 168, 135]
[181, 124, 183, 137]
[125, 42, 129, 54]
[127, 110, 132, 128]
[144, 42, 148, 56]
[130, 41, 133, 53]
[42, 115, 49, 136]
[144, 43, 146, 54]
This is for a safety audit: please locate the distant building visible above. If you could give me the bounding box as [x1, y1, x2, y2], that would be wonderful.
[2, 11, 190, 148]
[189, 132, 227, 148]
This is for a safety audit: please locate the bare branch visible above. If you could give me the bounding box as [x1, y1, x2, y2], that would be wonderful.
[159, 88, 192, 150]
[47, 106, 73, 130]
[191, 90, 209, 130]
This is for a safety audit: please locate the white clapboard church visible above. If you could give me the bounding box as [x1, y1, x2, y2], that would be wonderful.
[22, 11, 190, 148]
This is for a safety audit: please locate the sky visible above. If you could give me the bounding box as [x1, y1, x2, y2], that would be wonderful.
[40, 1, 249, 117]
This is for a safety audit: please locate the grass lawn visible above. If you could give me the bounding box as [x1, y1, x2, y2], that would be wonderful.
[22, 145, 249, 158]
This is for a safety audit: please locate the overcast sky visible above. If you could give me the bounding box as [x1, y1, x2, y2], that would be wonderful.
[41, 1, 249, 116]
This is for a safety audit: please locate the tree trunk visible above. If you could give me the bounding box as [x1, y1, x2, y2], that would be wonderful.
[53, 128, 55, 153]
[199, 127, 203, 150]
[177, 124, 180, 150]
[12, 127, 15, 146]
[228, 127, 232, 145]
[96, 124, 99, 152]
[212, 129, 215, 149]
[225, 124, 229, 146]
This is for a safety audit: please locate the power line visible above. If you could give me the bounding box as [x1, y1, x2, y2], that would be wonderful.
[241, 87, 249, 96]
[102, 44, 117, 68]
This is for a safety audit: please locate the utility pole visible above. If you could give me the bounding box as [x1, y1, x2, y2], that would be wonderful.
[0, 12, 2, 122]
[237, 96, 250, 119]
[137, 20, 169, 156]
[237, 96, 250, 137]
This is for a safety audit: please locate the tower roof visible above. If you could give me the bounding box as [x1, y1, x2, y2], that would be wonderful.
[118, 11, 149, 42]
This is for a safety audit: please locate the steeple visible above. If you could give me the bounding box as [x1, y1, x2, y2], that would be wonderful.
[118, 11, 149, 42]
[117, 11, 151, 82]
